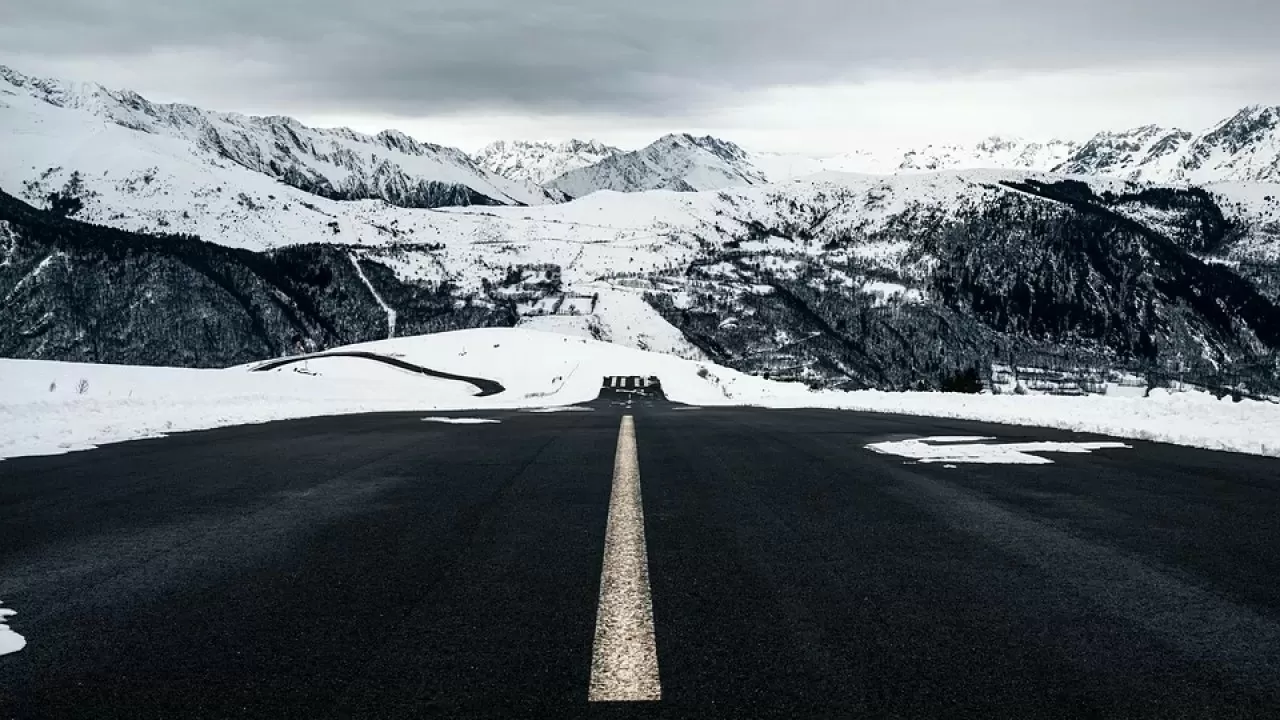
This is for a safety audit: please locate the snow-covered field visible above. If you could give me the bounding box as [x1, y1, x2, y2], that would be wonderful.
[3, 328, 1278, 461]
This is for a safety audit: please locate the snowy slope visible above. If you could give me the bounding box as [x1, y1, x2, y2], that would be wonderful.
[5, 83, 1279, 388]
[1055, 107, 1280, 184]
[762, 108, 1280, 185]
[548, 134, 769, 196]
[4, 130, 1277, 312]
[474, 139, 623, 186]
[550, 135, 1080, 192]
[546, 106, 1279, 191]
[4, 327, 1280, 460]
[754, 137, 1080, 181]
[894, 137, 1080, 173]
[1055, 125, 1195, 180]
[0, 65, 554, 208]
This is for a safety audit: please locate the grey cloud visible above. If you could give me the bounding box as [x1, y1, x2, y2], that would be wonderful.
[2, 0, 1278, 117]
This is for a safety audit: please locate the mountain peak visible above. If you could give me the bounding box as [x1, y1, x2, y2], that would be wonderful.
[557, 138, 616, 154]
[0, 61, 556, 208]
[545, 133, 765, 197]
[653, 133, 749, 164]
[473, 138, 623, 186]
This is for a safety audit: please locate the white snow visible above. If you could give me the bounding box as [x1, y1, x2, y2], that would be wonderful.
[867, 436, 1131, 465]
[812, 387, 1280, 457]
[2, 252, 63, 303]
[421, 417, 500, 425]
[4, 328, 1280, 461]
[474, 139, 622, 186]
[1055, 109, 1280, 184]
[3, 63, 1278, 467]
[548, 134, 768, 196]
[349, 253, 397, 338]
[753, 137, 1080, 181]
[0, 64, 551, 208]
[0, 604, 25, 656]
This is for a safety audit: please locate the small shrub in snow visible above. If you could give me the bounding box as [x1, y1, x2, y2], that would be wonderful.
[77, 378, 89, 395]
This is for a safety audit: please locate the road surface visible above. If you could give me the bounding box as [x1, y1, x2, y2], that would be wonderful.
[2, 397, 1279, 718]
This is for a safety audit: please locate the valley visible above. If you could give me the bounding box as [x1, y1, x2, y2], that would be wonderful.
[2, 63, 1280, 397]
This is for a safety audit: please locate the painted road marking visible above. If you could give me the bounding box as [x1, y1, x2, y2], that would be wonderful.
[589, 415, 661, 702]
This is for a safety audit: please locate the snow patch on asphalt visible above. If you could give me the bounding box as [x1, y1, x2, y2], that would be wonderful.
[524, 406, 595, 413]
[0, 604, 25, 656]
[868, 436, 1132, 465]
[421, 417, 501, 425]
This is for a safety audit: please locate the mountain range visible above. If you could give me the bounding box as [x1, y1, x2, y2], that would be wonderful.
[2, 63, 1279, 395]
[0, 65, 555, 209]
[475, 109, 1280, 196]
[473, 139, 623, 187]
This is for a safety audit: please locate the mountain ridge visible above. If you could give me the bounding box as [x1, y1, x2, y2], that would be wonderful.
[473, 139, 622, 187]
[3, 63, 1279, 395]
[546, 133, 770, 196]
[0, 64, 556, 208]
[478, 109, 1280, 197]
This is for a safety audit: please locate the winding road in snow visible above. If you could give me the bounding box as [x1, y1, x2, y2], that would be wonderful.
[251, 351, 507, 397]
[2, 398, 1279, 717]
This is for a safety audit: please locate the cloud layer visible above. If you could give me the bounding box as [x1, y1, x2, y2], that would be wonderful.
[4, 0, 1278, 118]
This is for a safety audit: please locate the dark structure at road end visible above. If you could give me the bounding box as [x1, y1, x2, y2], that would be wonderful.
[599, 376, 667, 401]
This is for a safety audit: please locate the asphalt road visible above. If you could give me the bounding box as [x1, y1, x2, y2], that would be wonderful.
[2, 397, 1280, 718]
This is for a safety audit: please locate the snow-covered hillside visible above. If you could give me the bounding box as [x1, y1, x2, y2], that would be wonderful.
[1056, 107, 1280, 184]
[2, 56, 1278, 399]
[474, 139, 622, 186]
[895, 137, 1080, 173]
[751, 108, 1279, 185]
[4, 328, 1279, 461]
[548, 134, 769, 196]
[0, 65, 553, 208]
[756, 137, 1080, 181]
[541, 135, 1081, 195]
[1055, 125, 1191, 180]
[6, 164, 1280, 393]
[510, 107, 1280, 198]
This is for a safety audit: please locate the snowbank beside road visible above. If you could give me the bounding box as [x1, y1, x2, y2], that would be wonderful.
[0, 355, 482, 458]
[804, 388, 1280, 458]
[3, 328, 1279, 460]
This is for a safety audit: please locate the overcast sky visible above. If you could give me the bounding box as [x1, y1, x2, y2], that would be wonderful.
[3, 0, 1278, 154]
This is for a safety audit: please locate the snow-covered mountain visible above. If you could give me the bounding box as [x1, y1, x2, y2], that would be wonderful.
[896, 137, 1080, 173]
[752, 137, 1080, 182]
[0, 65, 555, 208]
[1054, 125, 1192, 180]
[473, 139, 622, 186]
[6, 161, 1280, 391]
[4, 62, 1280, 396]
[541, 135, 1080, 195]
[1056, 107, 1280, 184]
[537, 107, 1280, 197]
[773, 112, 1279, 184]
[547, 134, 769, 196]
